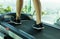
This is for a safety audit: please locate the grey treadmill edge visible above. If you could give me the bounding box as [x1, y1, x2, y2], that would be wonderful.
[0, 22, 35, 39]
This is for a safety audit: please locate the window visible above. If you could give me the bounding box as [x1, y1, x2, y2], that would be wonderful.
[0, 0, 60, 29]
[0, 0, 16, 14]
[0, 0, 31, 14]
[41, 0, 60, 29]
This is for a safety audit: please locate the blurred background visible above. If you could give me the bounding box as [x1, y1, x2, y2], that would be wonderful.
[0, 0, 60, 28]
[0, 0, 60, 39]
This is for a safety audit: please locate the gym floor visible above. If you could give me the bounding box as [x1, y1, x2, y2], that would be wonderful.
[10, 20, 60, 39]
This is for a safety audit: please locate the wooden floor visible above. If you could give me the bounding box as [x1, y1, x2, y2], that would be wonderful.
[10, 20, 60, 39]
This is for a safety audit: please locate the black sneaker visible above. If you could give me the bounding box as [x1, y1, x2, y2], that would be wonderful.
[9, 19, 21, 25]
[32, 23, 44, 30]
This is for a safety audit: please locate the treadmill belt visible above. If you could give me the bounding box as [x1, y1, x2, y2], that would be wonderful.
[9, 20, 60, 39]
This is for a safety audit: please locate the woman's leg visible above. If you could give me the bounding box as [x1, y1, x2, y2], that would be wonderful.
[15, 0, 23, 24]
[33, 0, 44, 30]
[16, 0, 23, 21]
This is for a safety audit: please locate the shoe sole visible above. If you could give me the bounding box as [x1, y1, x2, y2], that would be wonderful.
[8, 21, 21, 25]
[32, 27, 44, 30]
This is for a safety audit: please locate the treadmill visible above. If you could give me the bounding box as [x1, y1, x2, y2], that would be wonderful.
[0, 13, 35, 39]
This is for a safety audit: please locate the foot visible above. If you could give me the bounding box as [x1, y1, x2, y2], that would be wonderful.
[9, 19, 21, 25]
[32, 23, 44, 30]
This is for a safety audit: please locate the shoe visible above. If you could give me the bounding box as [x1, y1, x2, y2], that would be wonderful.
[9, 19, 21, 25]
[32, 23, 44, 30]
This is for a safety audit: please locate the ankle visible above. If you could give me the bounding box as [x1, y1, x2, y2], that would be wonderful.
[35, 22, 42, 25]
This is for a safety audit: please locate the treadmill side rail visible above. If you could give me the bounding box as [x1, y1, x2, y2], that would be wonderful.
[0, 22, 35, 39]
